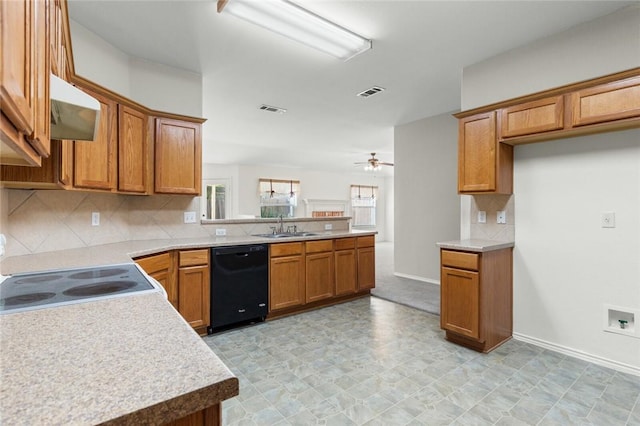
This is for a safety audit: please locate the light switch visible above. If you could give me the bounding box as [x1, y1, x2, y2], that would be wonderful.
[183, 211, 197, 224]
[477, 211, 486, 224]
[497, 211, 506, 224]
[602, 212, 615, 228]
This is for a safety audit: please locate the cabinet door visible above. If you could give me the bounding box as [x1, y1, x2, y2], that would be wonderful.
[118, 105, 148, 193]
[571, 76, 640, 127]
[499, 96, 563, 139]
[270, 255, 304, 311]
[29, 0, 50, 157]
[458, 112, 512, 194]
[0, 0, 35, 139]
[154, 118, 202, 195]
[74, 88, 117, 190]
[335, 249, 357, 296]
[357, 246, 375, 291]
[178, 264, 210, 330]
[440, 266, 480, 340]
[135, 252, 177, 309]
[306, 251, 334, 303]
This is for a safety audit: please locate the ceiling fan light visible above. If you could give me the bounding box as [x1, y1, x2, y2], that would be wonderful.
[221, 0, 372, 61]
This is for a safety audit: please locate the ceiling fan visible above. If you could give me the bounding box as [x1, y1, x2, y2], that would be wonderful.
[355, 153, 394, 171]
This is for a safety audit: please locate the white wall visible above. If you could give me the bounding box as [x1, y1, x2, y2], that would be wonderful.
[394, 112, 459, 283]
[70, 20, 130, 96]
[384, 176, 394, 242]
[69, 20, 202, 117]
[236, 164, 390, 241]
[461, 4, 640, 371]
[515, 130, 640, 370]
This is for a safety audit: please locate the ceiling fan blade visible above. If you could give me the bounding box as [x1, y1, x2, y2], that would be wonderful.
[379, 162, 394, 166]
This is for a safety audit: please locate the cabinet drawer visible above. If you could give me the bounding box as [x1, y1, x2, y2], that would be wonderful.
[179, 249, 209, 267]
[334, 237, 356, 251]
[357, 235, 375, 248]
[135, 252, 172, 275]
[441, 250, 479, 271]
[271, 242, 303, 257]
[306, 239, 333, 254]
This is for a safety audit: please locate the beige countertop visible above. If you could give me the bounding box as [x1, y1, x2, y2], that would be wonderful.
[0, 230, 375, 424]
[436, 239, 515, 252]
[0, 292, 238, 425]
[0, 229, 376, 276]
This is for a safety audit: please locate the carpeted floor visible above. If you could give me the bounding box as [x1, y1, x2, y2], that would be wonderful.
[371, 242, 441, 316]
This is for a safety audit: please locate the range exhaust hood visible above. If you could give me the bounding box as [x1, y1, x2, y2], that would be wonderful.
[50, 74, 100, 141]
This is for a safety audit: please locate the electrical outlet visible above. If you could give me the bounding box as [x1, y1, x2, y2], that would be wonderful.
[215, 228, 227, 236]
[183, 211, 197, 224]
[601, 211, 615, 228]
[477, 211, 486, 224]
[0, 234, 6, 257]
[496, 211, 506, 224]
[324, 223, 333, 231]
[91, 212, 100, 226]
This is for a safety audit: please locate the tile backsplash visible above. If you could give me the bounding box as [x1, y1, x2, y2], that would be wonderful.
[3, 189, 202, 256]
[469, 194, 515, 241]
[1, 188, 350, 257]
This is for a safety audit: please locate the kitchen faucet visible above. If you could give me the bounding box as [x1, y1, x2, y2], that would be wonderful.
[277, 215, 284, 234]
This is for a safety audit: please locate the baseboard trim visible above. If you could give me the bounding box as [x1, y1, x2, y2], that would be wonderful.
[393, 272, 440, 286]
[513, 332, 640, 377]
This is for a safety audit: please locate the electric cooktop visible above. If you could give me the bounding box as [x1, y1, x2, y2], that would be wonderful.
[0, 263, 162, 315]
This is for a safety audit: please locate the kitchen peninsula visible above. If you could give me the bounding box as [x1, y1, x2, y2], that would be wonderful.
[0, 225, 376, 424]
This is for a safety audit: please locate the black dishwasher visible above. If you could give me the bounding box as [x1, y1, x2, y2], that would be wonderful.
[208, 244, 268, 333]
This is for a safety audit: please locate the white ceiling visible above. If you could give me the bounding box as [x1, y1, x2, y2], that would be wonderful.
[67, 0, 635, 176]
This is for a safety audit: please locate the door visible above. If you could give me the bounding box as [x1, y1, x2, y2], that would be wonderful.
[74, 88, 117, 190]
[270, 255, 304, 311]
[118, 104, 148, 193]
[178, 265, 210, 330]
[440, 266, 480, 340]
[458, 112, 497, 193]
[334, 249, 357, 296]
[306, 251, 334, 303]
[357, 246, 375, 290]
[154, 118, 201, 195]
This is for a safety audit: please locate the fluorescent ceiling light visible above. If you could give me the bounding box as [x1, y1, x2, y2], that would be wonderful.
[219, 0, 372, 61]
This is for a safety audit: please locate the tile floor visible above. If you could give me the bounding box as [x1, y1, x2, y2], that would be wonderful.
[204, 297, 640, 425]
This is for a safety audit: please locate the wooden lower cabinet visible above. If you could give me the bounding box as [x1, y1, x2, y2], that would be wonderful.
[269, 237, 375, 316]
[334, 238, 357, 296]
[270, 243, 305, 311]
[135, 251, 177, 309]
[136, 249, 210, 335]
[305, 240, 334, 303]
[357, 236, 376, 291]
[164, 403, 220, 426]
[440, 247, 512, 353]
[178, 249, 210, 334]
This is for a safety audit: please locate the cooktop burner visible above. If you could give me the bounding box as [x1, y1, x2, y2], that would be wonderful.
[0, 264, 160, 315]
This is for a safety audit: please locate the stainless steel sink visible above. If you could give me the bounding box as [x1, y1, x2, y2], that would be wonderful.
[253, 232, 317, 238]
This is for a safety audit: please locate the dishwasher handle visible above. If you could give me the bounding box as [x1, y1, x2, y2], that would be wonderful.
[212, 244, 266, 256]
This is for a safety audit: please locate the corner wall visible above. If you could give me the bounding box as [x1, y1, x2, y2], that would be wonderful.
[394, 112, 459, 282]
[460, 4, 640, 372]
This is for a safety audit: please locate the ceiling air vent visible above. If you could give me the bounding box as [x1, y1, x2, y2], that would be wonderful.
[259, 104, 287, 114]
[357, 86, 385, 98]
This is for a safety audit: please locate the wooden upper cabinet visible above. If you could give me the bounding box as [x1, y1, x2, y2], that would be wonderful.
[154, 118, 202, 195]
[73, 88, 117, 190]
[0, 0, 35, 139]
[499, 96, 563, 139]
[30, 0, 51, 157]
[458, 111, 513, 194]
[118, 105, 149, 193]
[571, 76, 640, 127]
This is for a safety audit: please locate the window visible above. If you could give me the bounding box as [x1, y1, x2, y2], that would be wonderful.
[350, 185, 377, 227]
[259, 179, 300, 218]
